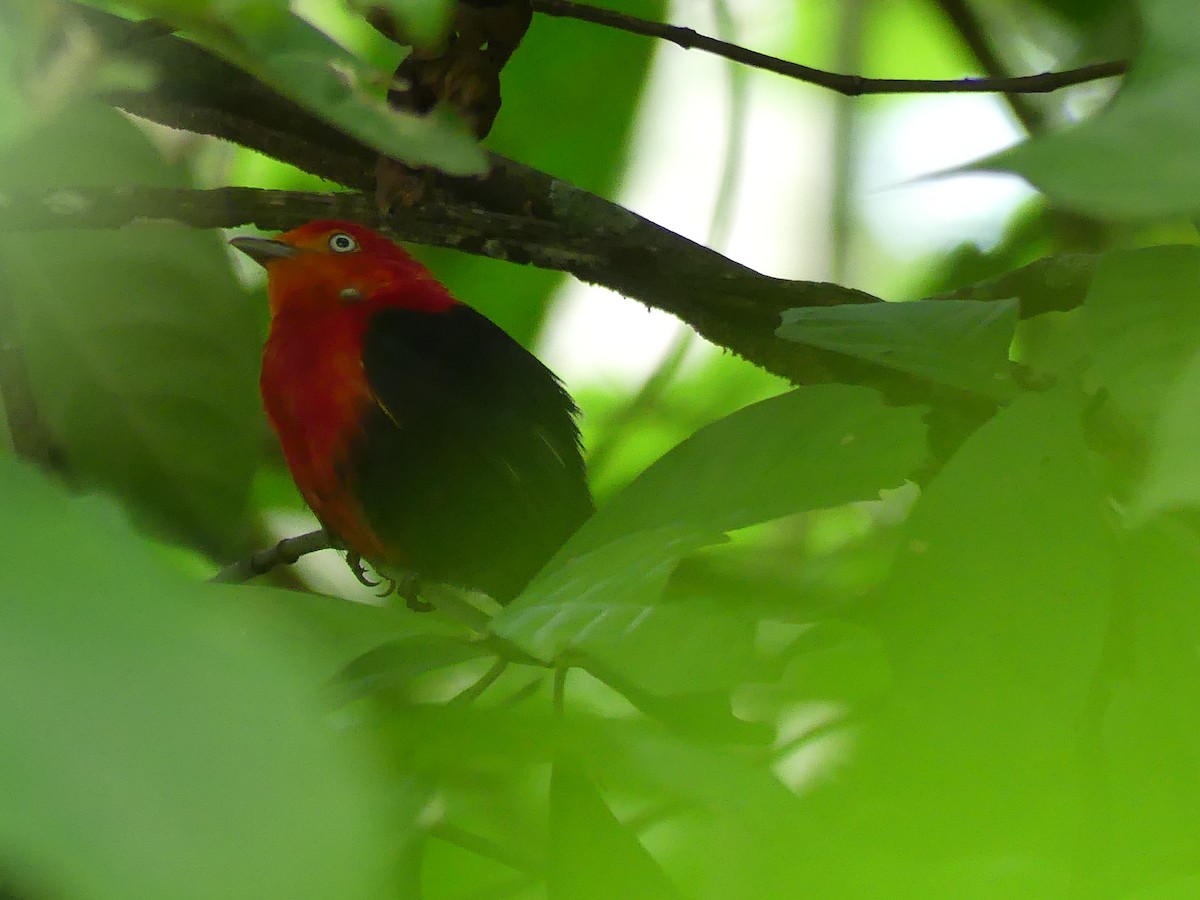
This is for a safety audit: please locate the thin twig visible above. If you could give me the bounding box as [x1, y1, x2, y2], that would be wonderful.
[209, 528, 331, 583]
[531, 0, 1126, 97]
[452, 657, 509, 705]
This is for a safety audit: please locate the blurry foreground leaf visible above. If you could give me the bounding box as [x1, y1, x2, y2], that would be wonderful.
[122, 0, 486, 173]
[1083, 245, 1200, 433]
[1089, 523, 1200, 893]
[549, 756, 684, 900]
[797, 386, 1112, 892]
[984, 0, 1200, 218]
[0, 102, 260, 552]
[0, 458, 392, 900]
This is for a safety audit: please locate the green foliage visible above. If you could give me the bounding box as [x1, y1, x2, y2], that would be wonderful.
[987, 0, 1200, 218]
[0, 457, 393, 900]
[7, 0, 1200, 897]
[421, 0, 666, 343]
[124, 0, 485, 174]
[779, 299, 1019, 398]
[0, 102, 261, 553]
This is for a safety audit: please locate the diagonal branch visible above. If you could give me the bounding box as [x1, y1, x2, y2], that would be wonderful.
[62, 3, 1038, 416]
[532, 0, 1126, 97]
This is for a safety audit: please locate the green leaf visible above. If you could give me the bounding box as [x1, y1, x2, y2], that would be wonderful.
[248, 16, 485, 174]
[1086, 523, 1200, 892]
[0, 457, 392, 900]
[337, 634, 495, 701]
[222, 583, 471, 669]
[1134, 347, 1200, 518]
[570, 384, 926, 551]
[122, 0, 485, 174]
[778, 299, 1019, 398]
[567, 715, 795, 814]
[1083, 246, 1200, 432]
[494, 386, 923, 680]
[982, 0, 1200, 218]
[0, 102, 261, 552]
[548, 756, 685, 900]
[358, 0, 455, 50]
[493, 527, 724, 666]
[857, 386, 1111, 858]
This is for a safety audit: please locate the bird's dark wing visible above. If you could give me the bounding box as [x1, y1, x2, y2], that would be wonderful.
[352, 304, 593, 601]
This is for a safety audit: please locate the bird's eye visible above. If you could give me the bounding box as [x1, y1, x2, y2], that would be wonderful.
[328, 232, 359, 253]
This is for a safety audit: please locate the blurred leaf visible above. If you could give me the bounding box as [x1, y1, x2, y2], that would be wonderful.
[224, 583, 469, 668]
[548, 756, 685, 900]
[1084, 523, 1200, 894]
[1083, 245, 1200, 432]
[778, 299, 1019, 398]
[1030, 0, 1124, 24]
[738, 620, 892, 718]
[337, 634, 494, 701]
[1135, 347, 1200, 518]
[358, 0, 456, 51]
[0, 102, 261, 552]
[984, 0, 1200, 218]
[851, 386, 1110, 869]
[0, 457, 392, 900]
[567, 714, 794, 814]
[913, 201, 1052, 298]
[127, 0, 485, 173]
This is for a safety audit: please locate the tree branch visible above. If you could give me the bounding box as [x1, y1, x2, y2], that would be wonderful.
[61, 4, 1035, 415]
[531, 0, 1126, 97]
[209, 528, 331, 583]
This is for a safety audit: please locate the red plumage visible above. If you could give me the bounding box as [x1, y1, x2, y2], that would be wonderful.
[232, 220, 592, 602]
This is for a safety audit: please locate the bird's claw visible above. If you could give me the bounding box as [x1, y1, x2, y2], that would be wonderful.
[345, 552, 379, 588]
[399, 572, 434, 612]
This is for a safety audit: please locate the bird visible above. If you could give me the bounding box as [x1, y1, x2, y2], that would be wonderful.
[230, 220, 593, 604]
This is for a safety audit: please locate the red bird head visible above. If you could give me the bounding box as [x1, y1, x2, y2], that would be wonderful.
[230, 220, 456, 317]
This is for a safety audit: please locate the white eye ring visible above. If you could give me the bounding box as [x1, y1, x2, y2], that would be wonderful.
[329, 232, 359, 253]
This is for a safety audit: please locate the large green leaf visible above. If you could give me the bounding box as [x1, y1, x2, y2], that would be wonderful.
[568, 384, 926, 552]
[0, 457, 393, 900]
[983, 0, 1200, 218]
[778, 299, 1019, 398]
[548, 756, 685, 900]
[1083, 245, 1200, 432]
[489, 528, 720, 672]
[493, 386, 924, 677]
[0, 102, 261, 552]
[821, 386, 1111, 885]
[1133, 347, 1200, 518]
[1082, 523, 1200, 894]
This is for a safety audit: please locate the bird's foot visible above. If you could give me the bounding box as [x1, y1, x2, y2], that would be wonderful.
[345, 551, 380, 588]
[398, 572, 434, 613]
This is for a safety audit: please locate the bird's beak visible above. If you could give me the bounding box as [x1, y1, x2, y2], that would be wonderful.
[229, 236, 301, 267]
